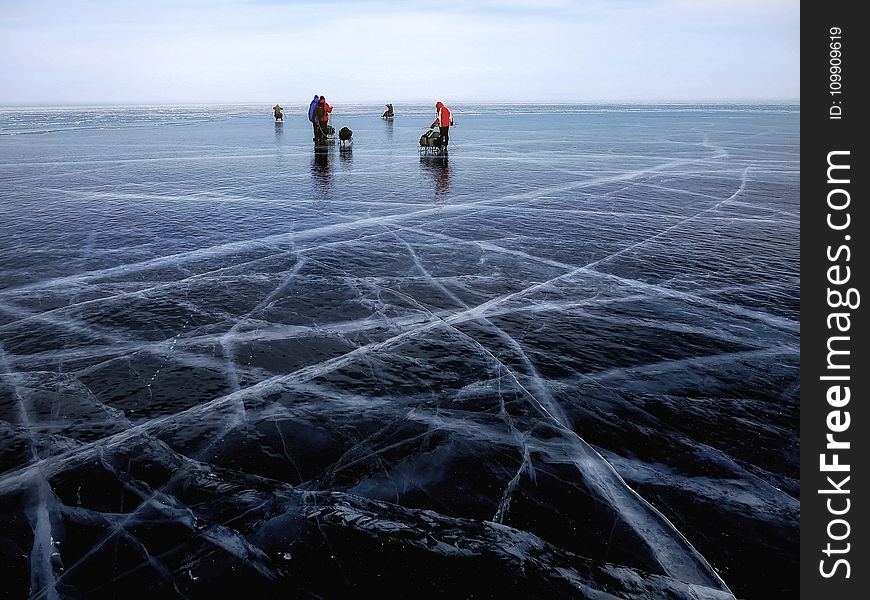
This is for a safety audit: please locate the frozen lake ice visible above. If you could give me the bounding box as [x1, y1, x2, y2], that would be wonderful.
[0, 104, 799, 599]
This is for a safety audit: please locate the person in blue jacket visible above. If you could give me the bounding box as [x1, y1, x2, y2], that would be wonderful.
[308, 95, 320, 141]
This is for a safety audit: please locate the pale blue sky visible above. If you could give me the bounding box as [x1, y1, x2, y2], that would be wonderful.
[0, 0, 799, 105]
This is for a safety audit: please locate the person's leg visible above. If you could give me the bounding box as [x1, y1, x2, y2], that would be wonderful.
[440, 126, 449, 148]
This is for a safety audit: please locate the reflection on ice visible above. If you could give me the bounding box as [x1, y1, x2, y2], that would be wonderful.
[0, 105, 799, 599]
[311, 148, 333, 192]
[420, 154, 451, 199]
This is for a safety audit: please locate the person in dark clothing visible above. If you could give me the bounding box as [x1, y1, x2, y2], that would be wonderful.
[273, 104, 284, 121]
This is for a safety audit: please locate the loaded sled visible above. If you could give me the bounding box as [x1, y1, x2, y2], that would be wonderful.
[419, 128, 446, 154]
[315, 122, 335, 146]
[338, 126, 353, 148]
[314, 113, 336, 146]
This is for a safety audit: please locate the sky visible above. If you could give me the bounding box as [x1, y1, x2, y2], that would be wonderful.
[0, 0, 800, 105]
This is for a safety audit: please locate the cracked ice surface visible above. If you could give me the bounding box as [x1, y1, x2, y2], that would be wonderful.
[0, 105, 798, 599]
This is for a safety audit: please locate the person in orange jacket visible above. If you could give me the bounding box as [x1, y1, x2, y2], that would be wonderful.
[318, 96, 333, 136]
[430, 101, 453, 150]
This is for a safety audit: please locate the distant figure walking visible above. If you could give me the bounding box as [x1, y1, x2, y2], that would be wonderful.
[430, 101, 453, 151]
[308, 95, 320, 140]
[382, 103, 394, 118]
[273, 104, 284, 121]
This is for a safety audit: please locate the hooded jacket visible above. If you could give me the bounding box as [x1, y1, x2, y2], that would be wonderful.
[308, 96, 319, 123]
[433, 102, 452, 127]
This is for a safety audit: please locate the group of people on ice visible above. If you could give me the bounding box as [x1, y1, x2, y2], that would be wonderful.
[307, 95, 334, 143]
[274, 97, 454, 151]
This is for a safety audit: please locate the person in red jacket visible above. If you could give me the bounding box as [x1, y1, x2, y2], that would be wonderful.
[430, 101, 453, 151]
[318, 96, 333, 138]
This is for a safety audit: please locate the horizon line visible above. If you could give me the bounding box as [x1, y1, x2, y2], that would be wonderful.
[1, 99, 801, 109]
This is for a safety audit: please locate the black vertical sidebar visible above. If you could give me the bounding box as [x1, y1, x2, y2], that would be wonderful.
[800, 2, 868, 599]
